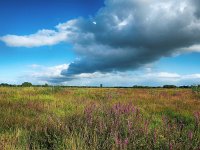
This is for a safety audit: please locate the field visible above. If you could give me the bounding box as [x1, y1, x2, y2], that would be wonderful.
[0, 87, 199, 150]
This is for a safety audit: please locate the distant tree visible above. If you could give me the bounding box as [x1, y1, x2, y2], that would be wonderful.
[100, 84, 103, 88]
[0, 83, 10, 87]
[179, 85, 190, 88]
[21, 82, 32, 87]
[44, 83, 49, 87]
[132, 85, 150, 88]
[163, 85, 177, 88]
[133, 85, 138, 88]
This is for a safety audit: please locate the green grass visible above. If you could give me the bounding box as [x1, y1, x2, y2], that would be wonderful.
[0, 87, 199, 149]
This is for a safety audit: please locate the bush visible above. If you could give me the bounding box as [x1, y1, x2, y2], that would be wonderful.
[192, 86, 200, 96]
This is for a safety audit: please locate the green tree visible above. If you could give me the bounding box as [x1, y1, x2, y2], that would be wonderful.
[21, 82, 32, 87]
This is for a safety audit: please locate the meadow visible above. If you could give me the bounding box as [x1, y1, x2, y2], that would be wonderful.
[0, 87, 199, 150]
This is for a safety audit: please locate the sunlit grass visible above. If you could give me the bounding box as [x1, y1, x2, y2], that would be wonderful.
[0, 87, 199, 149]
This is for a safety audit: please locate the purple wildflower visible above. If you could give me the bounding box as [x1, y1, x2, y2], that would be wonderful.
[169, 142, 173, 150]
[188, 130, 193, 140]
[124, 138, 129, 145]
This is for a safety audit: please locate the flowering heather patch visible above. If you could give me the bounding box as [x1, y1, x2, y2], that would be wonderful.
[26, 103, 200, 149]
[72, 103, 200, 149]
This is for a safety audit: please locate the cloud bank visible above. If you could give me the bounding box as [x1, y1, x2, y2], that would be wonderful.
[1, 0, 200, 80]
[24, 64, 200, 86]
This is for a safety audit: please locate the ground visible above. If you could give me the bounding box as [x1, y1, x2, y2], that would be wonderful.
[0, 87, 199, 149]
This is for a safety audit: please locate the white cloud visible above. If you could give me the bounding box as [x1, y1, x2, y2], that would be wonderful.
[181, 44, 200, 52]
[183, 74, 200, 79]
[155, 72, 181, 78]
[0, 19, 79, 48]
[23, 64, 69, 84]
[0, 29, 69, 48]
[30, 64, 69, 78]
[56, 19, 78, 32]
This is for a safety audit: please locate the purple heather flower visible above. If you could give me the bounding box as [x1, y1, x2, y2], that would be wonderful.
[188, 130, 193, 140]
[169, 142, 173, 150]
[124, 138, 129, 145]
[194, 112, 200, 125]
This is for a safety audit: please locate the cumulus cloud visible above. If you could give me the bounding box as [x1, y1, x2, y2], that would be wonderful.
[1, 0, 200, 79]
[61, 0, 200, 76]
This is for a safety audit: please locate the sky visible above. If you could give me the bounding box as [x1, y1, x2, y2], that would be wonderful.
[1, 0, 200, 86]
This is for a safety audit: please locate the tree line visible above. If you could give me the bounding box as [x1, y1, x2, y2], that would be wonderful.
[0, 82, 199, 88]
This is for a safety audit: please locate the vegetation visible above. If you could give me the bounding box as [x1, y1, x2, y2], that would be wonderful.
[21, 82, 33, 87]
[163, 85, 177, 88]
[0, 87, 199, 149]
[192, 86, 200, 98]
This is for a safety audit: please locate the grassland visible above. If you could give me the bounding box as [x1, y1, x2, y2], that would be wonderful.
[0, 87, 199, 149]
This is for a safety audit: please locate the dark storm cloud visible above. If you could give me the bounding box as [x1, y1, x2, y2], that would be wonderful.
[60, 0, 200, 77]
[192, 0, 200, 18]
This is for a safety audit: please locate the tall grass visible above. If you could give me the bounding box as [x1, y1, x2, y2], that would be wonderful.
[0, 87, 199, 149]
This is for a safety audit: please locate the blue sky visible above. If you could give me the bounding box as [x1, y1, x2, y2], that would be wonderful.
[1, 0, 200, 86]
